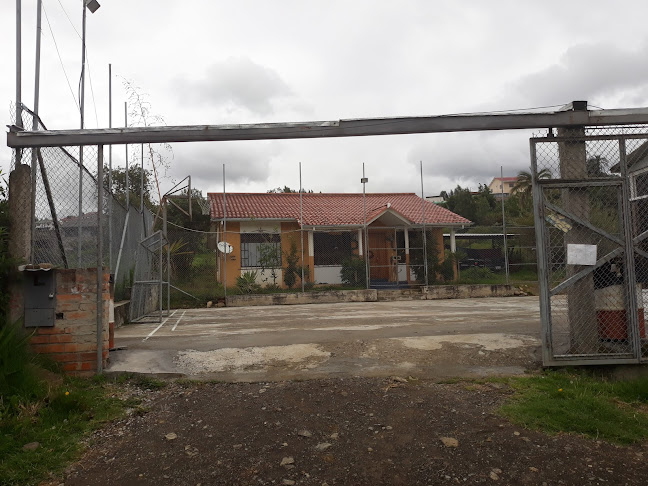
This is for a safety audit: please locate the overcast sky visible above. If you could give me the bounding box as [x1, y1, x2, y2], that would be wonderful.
[2, 1, 648, 199]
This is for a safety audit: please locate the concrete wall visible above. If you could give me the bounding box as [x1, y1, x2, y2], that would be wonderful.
[314, 265, 343, 285]
[226, 289, 378, 307]
[28, 268, 109, 375]
[225, 284, 525, 307]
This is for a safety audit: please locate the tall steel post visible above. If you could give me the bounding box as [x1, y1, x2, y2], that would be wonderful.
[78, 0, 88, 266]
[140, 143, 144, 211]
[222, 164, 227, 299]
[15, 0, 22, 129]
[29, 0, 42, 264]
[108, 63, 112, 270]
[420, 161, 429, 286]
[124, 102, 129, 208]
[500, 166, 510, 284]
[96, 144, 104, 373]
[362, 163, 369, 289]
[299, 162, 305, 293]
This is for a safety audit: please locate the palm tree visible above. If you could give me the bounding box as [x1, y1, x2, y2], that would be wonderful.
[512, 167, 552, 205]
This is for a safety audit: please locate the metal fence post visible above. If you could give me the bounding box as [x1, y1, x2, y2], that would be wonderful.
[96, 144, 104, 373]
[619, 138, 642, 361]
[530, 139, 553, 365]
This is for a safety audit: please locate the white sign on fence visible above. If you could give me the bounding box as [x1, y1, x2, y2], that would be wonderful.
[567, 244, 597, 266]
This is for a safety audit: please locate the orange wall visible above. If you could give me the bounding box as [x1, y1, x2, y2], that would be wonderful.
[280, 222, 311, 287]
[221, 221, 240, 288]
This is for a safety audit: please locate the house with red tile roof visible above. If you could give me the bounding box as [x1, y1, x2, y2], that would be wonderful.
[208, 192, 471, 288]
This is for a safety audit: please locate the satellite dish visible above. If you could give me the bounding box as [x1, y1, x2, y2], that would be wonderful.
[217, 241, 233, 254]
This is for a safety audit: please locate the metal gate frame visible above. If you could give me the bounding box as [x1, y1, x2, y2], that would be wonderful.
[532, 131, 648, 366]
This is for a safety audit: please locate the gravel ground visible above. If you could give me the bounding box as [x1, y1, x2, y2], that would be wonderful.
[50, 377, 648, 486]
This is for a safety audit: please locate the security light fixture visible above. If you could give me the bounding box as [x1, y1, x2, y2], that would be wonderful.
[85, 0, 100, 13]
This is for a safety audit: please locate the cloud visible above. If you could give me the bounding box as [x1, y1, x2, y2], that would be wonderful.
[510, 42, 648, 107]
[176, 57, 294, 116]
[166, 141, 281, 193]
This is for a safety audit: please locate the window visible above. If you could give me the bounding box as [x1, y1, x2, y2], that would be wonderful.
[240, 233, 281, 268]
[314, 232, 354, 265]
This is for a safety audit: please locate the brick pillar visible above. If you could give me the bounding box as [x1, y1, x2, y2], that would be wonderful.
[29, 268, 110, 375]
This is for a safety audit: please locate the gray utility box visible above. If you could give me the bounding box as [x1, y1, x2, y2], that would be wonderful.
[24, 269, 56, 327]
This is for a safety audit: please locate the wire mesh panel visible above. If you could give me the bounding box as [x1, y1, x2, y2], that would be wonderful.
[130, 231, 168, 322]
[532, 129, 648, 365]
[9, 108, 154, 304]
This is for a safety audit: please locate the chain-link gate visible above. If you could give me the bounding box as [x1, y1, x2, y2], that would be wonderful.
[532, 127, 648, 365]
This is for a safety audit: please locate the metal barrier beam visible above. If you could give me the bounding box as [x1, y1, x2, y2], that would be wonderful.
[9, 106, 648, 148]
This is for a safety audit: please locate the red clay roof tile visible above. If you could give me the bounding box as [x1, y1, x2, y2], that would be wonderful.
[208, 193, 470, 226]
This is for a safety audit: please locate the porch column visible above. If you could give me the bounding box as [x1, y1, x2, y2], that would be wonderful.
[307, 230, 315, 282]
[404, 229, 410, 282]
[357, 228, 363, 255]
[450, 228, 457, 280]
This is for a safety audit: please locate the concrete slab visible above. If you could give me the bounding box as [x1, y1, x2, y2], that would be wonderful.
[107, 296, 542, 381]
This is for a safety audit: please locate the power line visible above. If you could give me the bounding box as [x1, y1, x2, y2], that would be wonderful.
[42, 2, 80, 111]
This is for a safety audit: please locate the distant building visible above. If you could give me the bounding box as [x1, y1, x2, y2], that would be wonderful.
[425, 195, 445, 204]
[488, 176, 518, 199]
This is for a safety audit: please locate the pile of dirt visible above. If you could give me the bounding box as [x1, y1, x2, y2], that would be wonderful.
[58, 377, 648, 485]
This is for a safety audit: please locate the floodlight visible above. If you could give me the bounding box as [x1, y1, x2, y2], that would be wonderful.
[85, 0, 101, 13]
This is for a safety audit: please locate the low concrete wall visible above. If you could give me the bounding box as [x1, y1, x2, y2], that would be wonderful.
[114, 300, 130, 328]
[225, 285, 526, 307]
[226, 289, 377, 307]
[424, 284, 524, 300]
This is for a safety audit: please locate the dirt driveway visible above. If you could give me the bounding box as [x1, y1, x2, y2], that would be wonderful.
[60, 377, 648, 486]
[108, 297, 542, 381]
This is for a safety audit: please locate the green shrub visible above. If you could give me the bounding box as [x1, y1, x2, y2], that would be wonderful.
[283, 239, 300, 289]
[236, 271, 261, 294]
[460, 266, 494, 280]
[340, 257, 366, 287]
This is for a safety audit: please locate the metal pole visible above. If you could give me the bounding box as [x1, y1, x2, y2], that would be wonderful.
[29, 0, 42, 264]
[108, 63, 112, 270]
[78, 0, 88, 265]
[619, 138, 642, 361]
[124, 102, 129, 208]
[223, 164, 227, 300]
[363, 163, 369, 289]
[163, 200, 169, 316]
[299, 162, 305, 293]
[420, 161, 429, 286]
[140, 143, 144, 211]
[15, 0, 22, 129]
[96, 144, 104, 373]
[159, 229, 163, 323]
[500, 166, 510, 284]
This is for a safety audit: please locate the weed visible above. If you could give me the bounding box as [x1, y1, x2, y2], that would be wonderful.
[500, 370, 648, 444]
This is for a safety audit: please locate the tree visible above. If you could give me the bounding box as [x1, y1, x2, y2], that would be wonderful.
[511, 167, 552, 203]
[122, 78, 174, 206]
[104, 164, 155, 209]
[586, 155, 609, 177]
[442, 184, 499, 225]
[165, 187, 211, 231]
[267, 186, 313, 193]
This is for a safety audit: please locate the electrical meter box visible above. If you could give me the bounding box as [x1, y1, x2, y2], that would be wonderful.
[23, 269, 56, 328]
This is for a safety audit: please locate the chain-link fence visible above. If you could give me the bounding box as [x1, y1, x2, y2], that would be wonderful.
[9, 106, 153, 302]
[165, 223, 469, 306]
[130, 230, 168, 322]
[532, 126, 648, 365]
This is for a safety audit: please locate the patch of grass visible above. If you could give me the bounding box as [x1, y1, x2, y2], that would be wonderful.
[500, 370, 648, 444]
[0, 375, 134, 486]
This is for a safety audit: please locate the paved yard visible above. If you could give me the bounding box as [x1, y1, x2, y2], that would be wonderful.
[107, 296, 542, 381]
